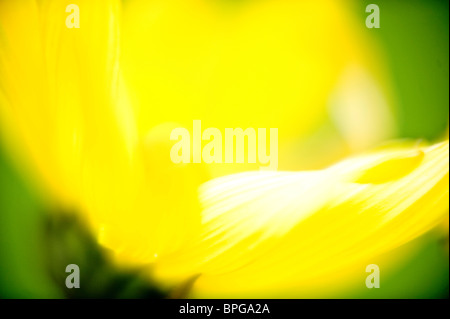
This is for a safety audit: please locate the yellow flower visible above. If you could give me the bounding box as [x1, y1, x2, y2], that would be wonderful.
[0, 0, 446, 298]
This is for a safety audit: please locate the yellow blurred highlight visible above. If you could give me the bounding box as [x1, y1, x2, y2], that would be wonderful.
[151, 141, 448, 297]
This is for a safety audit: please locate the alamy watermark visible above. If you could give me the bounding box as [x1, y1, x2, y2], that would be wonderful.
[65, 4, 80, 29]
[65, 264, 80, 289]
[170, 120, 278, 170]
[366, 4, 380, 29]
[365, 264, 380, 288]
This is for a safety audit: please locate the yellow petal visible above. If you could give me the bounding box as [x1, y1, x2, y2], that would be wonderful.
[0, 0, 128, 210]
[153, 140, 448, 297]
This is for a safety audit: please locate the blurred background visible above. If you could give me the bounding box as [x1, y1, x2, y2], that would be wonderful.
[0, 0, 448, 298]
